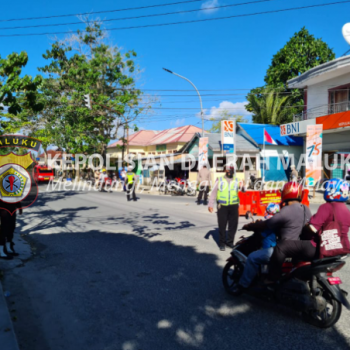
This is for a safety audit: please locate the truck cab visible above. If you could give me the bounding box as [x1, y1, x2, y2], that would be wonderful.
[34, 165, 54, 183]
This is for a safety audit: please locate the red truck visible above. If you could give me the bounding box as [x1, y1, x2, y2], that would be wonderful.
[33, 165, 54, 183]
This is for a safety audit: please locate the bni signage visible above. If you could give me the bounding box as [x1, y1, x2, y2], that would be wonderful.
[221, 120, 235, 154]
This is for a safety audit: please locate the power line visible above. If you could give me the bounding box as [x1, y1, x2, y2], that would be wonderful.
[1, 1, 349, 37]
[0, 0, 204, 23]
[0, 0, 277, 31]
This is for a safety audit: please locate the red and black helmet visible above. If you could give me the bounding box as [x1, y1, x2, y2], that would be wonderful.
[281, 182, 303, 204]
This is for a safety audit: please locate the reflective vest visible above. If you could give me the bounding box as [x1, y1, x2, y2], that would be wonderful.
[126, 172, 134, 184]
[216, 177, 239, 206]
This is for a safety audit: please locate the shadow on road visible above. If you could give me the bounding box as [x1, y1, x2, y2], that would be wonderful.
[4, 227, 350, 350]
[204, 229, 220, 247]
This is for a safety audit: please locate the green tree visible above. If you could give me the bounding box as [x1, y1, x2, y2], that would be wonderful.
[0, 52, 43, 134]
[246, 87, 291, 125]
[38, 21, 149, 161]
[246, 27, 335, 123]
[208, 110, 247, 133]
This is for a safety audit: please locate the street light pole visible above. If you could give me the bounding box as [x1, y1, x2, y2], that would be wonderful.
[163, 68, 204, 137]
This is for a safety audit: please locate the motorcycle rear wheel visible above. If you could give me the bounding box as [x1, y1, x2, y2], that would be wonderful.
[222, 260, 243, 296]
[302, 290, 342, 328]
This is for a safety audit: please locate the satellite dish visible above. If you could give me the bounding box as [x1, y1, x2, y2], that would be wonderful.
[342, 23, 350, 45]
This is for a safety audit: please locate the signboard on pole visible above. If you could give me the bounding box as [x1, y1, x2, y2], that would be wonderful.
[198, 137, 208, 170]
[306, 124, 323, 186]
[221, 120, 235, 154]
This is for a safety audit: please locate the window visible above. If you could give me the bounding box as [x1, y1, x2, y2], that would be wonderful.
[39, 169, 53, 174]
[329, 86, 350, 114]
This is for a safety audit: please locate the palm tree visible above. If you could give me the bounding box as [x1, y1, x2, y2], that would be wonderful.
[246, 87, 291, 125]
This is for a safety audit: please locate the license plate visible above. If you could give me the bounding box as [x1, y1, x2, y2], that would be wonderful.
[44, 177, 50, 180]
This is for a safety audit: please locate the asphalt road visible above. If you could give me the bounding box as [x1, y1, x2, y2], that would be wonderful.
[3, 187, 350, 350]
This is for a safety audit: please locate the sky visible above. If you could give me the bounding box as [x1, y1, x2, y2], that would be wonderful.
[2, 0, 350, 142]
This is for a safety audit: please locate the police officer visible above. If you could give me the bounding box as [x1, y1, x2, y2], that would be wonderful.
[208, 164, 240, 251]
[126, 166, 137, 201]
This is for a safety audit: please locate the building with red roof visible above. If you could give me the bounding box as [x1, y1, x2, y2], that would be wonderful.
[107, 125, 203, 158]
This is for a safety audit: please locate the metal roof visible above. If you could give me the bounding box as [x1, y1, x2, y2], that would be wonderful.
[287, 55, 350, 88]
[108, 125, 203, 148]
[180, 132, 260, 155]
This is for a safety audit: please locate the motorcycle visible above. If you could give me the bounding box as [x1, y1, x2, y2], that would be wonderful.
[248, 174, 264, 190]
[222, 212, 350, 328]
[98, 176, 114, 192]
[170, 178, 186, 196]
[186, 180, 197, 196]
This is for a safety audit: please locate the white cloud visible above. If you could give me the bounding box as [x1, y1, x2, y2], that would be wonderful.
[171, 118, 186, 127]
[205, 101, 251, 119]
[201, 0, 220, 14]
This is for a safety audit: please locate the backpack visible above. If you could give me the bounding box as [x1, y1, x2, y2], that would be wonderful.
[319, 203, 350, 259]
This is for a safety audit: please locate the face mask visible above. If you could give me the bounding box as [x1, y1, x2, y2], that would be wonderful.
[226, 170, 234, 179]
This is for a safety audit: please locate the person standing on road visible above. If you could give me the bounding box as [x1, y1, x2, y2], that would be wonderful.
[120, 168, 127, 192]
[0, 203, 22, 260]
[126, 166, 137, 202]
[208, 164, 240, 251]
[196, 163, 211, 205]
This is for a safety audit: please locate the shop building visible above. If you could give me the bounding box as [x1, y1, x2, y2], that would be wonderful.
[238, 123, 303, 181]
[281, 55, 350, 179]
[107, 125, 203, 159]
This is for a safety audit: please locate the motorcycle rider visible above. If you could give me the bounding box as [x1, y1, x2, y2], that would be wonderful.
[243, 182, 313, 282]
[98, 168, 108, 190]
[208, 164, 240, 251]
[238, 203, 280, 290]
[308, 179, 350, 251]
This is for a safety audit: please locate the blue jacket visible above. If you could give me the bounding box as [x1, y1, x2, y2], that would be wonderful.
[261, 230, 276, 249]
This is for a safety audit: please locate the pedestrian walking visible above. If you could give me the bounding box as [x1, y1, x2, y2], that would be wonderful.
[126, 166, 137, 201]
[208, 164, 240, 251]
[196, 163, 211, 205]
[0, 203, 22, 260]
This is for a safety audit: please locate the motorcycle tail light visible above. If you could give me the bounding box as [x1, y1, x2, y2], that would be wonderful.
[328, 277, 342, 285]
[327, 262, 345, 273]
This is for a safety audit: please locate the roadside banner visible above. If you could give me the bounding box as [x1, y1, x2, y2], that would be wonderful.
[306, 125, 323, 186]
[221, 120, 235, 154]
[198, 137, 209, 170]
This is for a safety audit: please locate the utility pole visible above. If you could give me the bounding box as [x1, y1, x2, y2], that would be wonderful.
[163, 68, 204, 137]
[126, 123, 129, 160]
[121, 125, 126, 163]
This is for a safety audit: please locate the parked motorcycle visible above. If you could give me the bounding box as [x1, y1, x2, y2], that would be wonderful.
[248, 174, 264, 190]
[170, 178, 186, 196]
[222, 212, 350, 328]
[186, 180, 197, 196]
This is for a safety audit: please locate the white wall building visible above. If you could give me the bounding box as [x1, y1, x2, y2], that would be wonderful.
[280, 55, 350, 179]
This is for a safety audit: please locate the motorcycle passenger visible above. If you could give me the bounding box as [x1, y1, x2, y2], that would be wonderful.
[243, 182, 312, 283]
[308, 179, 350, 251]
[238, 203, 280, 290]
[208, 164, 240, 251]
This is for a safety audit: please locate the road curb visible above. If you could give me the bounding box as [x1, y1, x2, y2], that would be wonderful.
[0, 280, 20, 350]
